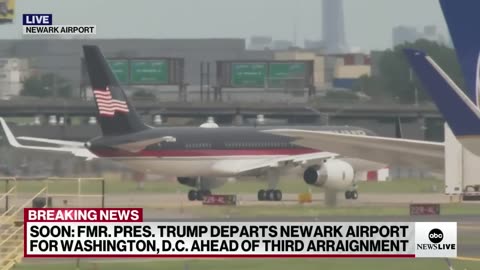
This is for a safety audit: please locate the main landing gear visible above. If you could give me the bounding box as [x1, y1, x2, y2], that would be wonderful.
[257, 189, 282, 201]
[188, 189, 211, 201]
[344, 190, 358, 200]
[257, 169, 283, 201]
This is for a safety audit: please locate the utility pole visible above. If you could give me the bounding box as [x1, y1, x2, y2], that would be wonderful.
[410, 68, 418, 106]
[200, 62, 204, 103]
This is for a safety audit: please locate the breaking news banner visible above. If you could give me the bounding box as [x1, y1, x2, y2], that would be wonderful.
[22, 14, 96, 35]
[23, 208, 457, 258]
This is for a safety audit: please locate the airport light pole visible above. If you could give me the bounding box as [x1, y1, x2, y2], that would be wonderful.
[409, 68, 419, 106]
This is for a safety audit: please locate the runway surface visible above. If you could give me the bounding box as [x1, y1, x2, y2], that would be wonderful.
[16, 192, 472, 208]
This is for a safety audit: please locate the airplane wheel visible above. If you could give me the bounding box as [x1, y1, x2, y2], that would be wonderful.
[344, 191, 351, 200]
[266, 190, 275, 201]
[351, 190, 358, 200]
[273, 190, 282, 201]
[188, 190, 197, 201]
[196, 190, 204, 201]
[258, 189, 266, 201]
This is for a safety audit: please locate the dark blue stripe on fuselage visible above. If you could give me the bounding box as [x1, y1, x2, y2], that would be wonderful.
[88, 125, 374, 152]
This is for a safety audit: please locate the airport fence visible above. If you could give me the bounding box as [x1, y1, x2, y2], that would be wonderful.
[0, 177, 105, 211]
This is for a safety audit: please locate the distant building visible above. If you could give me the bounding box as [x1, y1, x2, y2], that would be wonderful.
[0, 58, 30, 99]
[272, 40, 293, 50]
[274, 50, 326, 90]
[332, 53, 371, 90]
[249, 36, 273, 50]
[392, 25, 448, 47]
[249, 37, 297, 51]
[0, 38, 274, 99]
[322, 0, 349, 53]
[304, 39, 324, 50]
[423, 25, 437, 38]
[369, 50, 384, 77]
[300, 0, 352, 54]
[392, 26, 419, 47]
[419, 25, 450, 46]
[321, 53, 371, 90]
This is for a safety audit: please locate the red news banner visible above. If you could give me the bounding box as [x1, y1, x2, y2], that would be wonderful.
[23, 208, 455, 258]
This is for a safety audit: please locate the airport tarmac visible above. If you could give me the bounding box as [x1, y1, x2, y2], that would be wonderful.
[131, 193, 477, 257]
[104, 192, 479, 257]
[30, 192, 473, 209]
[8, 192, 480, 214]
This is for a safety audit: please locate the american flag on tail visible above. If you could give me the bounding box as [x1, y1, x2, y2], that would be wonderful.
[93, 87, 129, 116]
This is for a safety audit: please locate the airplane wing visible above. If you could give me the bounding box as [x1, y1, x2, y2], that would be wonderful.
[210, 151, 340, 175]
[17, 136, 86, 147]
[261, 129, 445, 174]
[0, 118, 97, 159]
[19, 135, 178, 153]
[211, 151, 386, 176]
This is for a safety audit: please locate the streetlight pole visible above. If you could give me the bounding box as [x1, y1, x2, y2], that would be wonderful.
[409, 68, 418, 106]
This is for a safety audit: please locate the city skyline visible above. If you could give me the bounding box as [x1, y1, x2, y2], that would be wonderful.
[0, 0, 447, 52]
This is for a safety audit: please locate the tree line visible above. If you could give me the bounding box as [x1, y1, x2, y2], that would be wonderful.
[352, 39, 464, 104]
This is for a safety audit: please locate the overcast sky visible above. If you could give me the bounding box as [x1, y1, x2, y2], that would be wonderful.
[1, 0, 447, 51]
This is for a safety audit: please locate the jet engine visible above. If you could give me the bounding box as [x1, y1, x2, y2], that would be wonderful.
[177, 176, 227, 190]
[303, 159, 354, 190]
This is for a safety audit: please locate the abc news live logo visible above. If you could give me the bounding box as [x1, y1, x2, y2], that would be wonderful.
[415, 222, 457, 257]
[22, 14, 96, 35]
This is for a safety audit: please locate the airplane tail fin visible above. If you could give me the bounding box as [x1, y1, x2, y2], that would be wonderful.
[403, 49, 480, 138]
[83, 45, 148, 136]
[439, 0, 480, 106]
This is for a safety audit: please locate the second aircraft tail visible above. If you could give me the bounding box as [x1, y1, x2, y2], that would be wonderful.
[404, 48, 480, 155]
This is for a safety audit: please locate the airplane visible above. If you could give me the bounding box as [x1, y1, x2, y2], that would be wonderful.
[0, 45, 392, 202]
[397, 0, 480, 156]
[438, 0, 480, 106]
[8, 0, 473, 200]
[403, 49, 480, 157]
[256, 0, 480, 179]
[0, 2, 474, 203]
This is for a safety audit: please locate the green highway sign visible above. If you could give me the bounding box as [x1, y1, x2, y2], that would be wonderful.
[268, 62, 306, 88]
[130, 60, 169, 84]
[107, 60, 129, 84]
[231, 63, 266, 87]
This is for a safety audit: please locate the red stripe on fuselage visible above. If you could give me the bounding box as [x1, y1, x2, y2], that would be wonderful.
[91, 148, 320, 158]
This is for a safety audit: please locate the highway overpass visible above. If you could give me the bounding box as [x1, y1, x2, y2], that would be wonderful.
[0, 99, 441, 120]
[0, 99, 445, 142]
